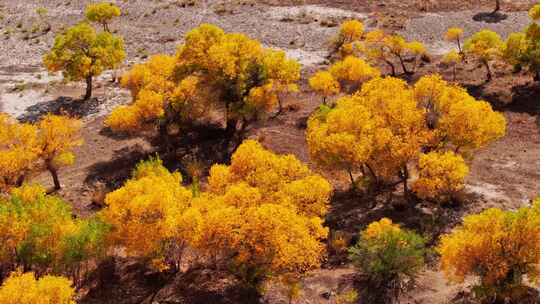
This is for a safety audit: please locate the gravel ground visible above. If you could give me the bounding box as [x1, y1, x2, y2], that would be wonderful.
[0, 0, 368, 67]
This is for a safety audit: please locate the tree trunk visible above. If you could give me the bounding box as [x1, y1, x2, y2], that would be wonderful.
[483, 60, 492, 82]
[272, 96, 283, 118]
[457, 39, 462, 54]
[84, 75, 93, 100]
[16, 173, 27, 187]
[492, 0, 500, 14]
[348, 169, 356, 190]
[398, 55, 410, 74]
[47, 164, 61, 190]
[384, 59, 396, 76]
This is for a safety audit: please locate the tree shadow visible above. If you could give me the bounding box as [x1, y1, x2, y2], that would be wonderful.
[326, 190, 473, 247]
[18, 96, 103, 123]
[80, 257, 169, 304]
[505, 82, 540, 116]
[472, 12, 508, 23]
[81, 259, 260, 304]
[84, 143, 151, 190]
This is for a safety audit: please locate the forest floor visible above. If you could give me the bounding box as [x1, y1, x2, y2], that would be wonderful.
[0, 0, 539, 303]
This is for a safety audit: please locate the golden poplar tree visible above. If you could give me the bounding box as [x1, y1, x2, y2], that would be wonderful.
[0, 271, 76, 304]
[438, 202, 540, 299]
[106, 24, 300, 151]
[44, 22, 125, 100]
[307, 75, 506, 200]
[85, 2, 121, 32]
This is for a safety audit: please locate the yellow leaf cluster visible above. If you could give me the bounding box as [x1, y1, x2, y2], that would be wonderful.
[108, 24, 300, 135]
[0, 114, 39, 190]
[37, 114, 83, 168]
[85, 2, 121, 31]
[463, 29, 503, 61]
[0, 184, 107, 272]
[100, 157, 192, 260]
[43, 22, 125, 81]
[412, 151, 469, 200]
[309, 56, 379, 99]
[100, 141, 331, 281]
[438, 203, 540, 290]
[339, 20, 364, 43]
[0, 271, 76, 304]
[443, 50, 461, 65]
[529, 3, 540, 20]
[445, 27, 464, 42]
[334, 20, 364, 57]
[0, 113, 82, 191]
[362, 218, 402, 240]
[329, 56, 381, 87]
[308, 71, 340, 99]
[307, 75, 506, 198]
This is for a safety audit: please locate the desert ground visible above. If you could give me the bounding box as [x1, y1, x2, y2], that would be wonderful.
[0, 0, 539, 303]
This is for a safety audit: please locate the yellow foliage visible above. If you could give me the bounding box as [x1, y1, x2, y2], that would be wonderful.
[529, 3, 540, 20]
[0, 114, 39, 191]
[109, 24, 300, 135]
[445, 27, 464, 42]
[309, 71, 340, 100]
[100, 158, 192, 261]
[0, 271, 76, 304]
[438, 204, 540, 291]
[306, 74, 506, 197]
[85, 2, 121, 31]
[412, 151, 469, 199]
[362, 218, 401, 240]
[0, 113, 82, 191]
[100, 141, 330, 283]
[208, 140, 331, 217]
[464, 30, 502, 62]
[339, 20, 364, 43]
[329, 56, 381, 86]
[335, 20, 364, 57]
[43, 22, 125, 82]
[437, 98, 506, 151]
[233, 204, 327, 274]
[37, 114, 83, 169]
[443, 50, 462, 64]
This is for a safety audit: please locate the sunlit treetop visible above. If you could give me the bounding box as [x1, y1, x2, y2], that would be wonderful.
[108, 24, 300, 137]
[0, 114, 39, 191]
[339, 20, 364, 43]
[443, 50, 462, 64]
[329, 56, 381, 87]
[85, 2, 121, 32]
[529, 3, 540, 20]
[308, 71, 340, 101]
[306, 74, 506, 196]
[445, 27, 464, 42]
[0, 271, 76, 304]
[100, 157, 193, 260]
[43, 22, 125, 99]
[412, 151, 469, 200]
[36, 114, 83, 170]
[463, 29, 503, 60]
[207, 140, 332, 218]
[438, 203, 540, 289]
